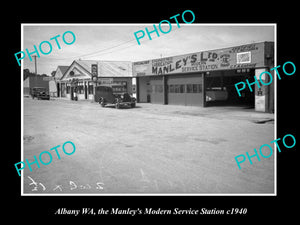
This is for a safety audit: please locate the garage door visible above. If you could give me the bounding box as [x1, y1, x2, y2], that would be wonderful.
[150, 77, 164, 104]
[167, 74, 203, 106]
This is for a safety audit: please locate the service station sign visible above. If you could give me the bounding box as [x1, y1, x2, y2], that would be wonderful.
[133, 43, 265, 76]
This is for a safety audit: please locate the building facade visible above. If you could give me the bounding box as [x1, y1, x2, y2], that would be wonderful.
[50, 66, 69, 97]
[23, 75, 49, 97]
[57, 60, 133, 101]
[133, 42, 274, 112]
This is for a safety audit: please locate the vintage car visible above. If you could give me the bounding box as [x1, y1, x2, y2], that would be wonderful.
[95, 84, 136, 109]
[30, 87, 50, 100]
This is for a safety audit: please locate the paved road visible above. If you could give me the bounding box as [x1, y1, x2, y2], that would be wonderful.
[22, 98, 275, 194]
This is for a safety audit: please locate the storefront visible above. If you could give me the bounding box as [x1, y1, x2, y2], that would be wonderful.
[58, 60, 133, 101]
[51, 66, 69, 97]
[133, 42, 274, 112]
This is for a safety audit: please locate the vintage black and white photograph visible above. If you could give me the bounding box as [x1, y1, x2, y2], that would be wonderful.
[20, 24, 276, 195]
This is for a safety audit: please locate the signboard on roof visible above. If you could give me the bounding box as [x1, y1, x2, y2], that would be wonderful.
[43, 76, 55, 81]
[91, 64, 98, 76]
[133, 42, 267, 76]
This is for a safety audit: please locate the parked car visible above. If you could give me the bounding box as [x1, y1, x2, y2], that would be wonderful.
[31, 87, 50, 100]
[95, 84, 136, 109]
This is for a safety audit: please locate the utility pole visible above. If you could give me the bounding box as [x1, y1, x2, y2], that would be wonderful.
[33, 55, 37, 75]
[33, 55, 38, 86]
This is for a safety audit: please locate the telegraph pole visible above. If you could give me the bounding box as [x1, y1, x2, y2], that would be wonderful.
[33, 55, 38, 86]
[33, 55, 37, 75]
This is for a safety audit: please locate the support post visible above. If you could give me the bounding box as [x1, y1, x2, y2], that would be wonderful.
[136, 77, 140, 103]
[163, 75, 168, 105]
[202, 73, 207, 107]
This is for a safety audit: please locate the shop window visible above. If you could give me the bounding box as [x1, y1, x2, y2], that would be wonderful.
[192, 84, 198, 93]
[113, 86, 127, 92]
[88, 82, 93, 94]
[61, 83, 66, 97]
[186, 84, 202, 93]
[78, 82, 84, 94]
[113, 81, 127, 92]
[186, 84, 192, 93]
[174, 85, 180, 93]
[114, 81, 127, 89]
[179, 84, 185, 93]
[113, 87, 122, 92]
[66, 84, 70, 94]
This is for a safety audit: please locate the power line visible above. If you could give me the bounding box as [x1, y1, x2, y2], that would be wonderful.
[24, 25, 187, 75]
[39, 25, 184, 61]
[83, 26, 184, 59]
[79, 39, 136, 58]
[83, 41, 138, 59]
[44, 38, 137, 61]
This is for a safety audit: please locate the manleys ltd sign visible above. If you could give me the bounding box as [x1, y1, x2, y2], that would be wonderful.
[133, 42, 268, 76]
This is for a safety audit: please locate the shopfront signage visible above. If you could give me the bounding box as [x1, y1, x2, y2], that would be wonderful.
[237, 51, 251, 64]
[91, 64, 98, 81]
[133, 43, 265, 76]
[98, 78, 113, 84]
[43, 76, 55, 81]
[91, 64, 98, 76]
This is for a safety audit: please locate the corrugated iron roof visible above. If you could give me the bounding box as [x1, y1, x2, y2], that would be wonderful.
[75, 60, 132, 77]
[57, 66, 69, 75]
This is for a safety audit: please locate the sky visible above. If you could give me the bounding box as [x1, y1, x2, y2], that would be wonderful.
[22, 24, 275, 75]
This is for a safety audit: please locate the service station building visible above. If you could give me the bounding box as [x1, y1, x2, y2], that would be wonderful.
[133, 42, 274, 112]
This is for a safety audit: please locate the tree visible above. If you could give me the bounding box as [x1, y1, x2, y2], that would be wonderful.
[23, 68, 33, 80]
[23, 69, 49, 80]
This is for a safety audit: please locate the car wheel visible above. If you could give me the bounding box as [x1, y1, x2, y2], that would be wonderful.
[100, 101, 105, 107]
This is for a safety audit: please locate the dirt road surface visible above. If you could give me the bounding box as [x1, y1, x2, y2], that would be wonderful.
[22, 98, 275, 194]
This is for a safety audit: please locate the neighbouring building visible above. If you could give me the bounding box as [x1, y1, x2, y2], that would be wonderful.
[132, 41, 274, 112]
[57, 60, 133, 101]
[23, 75, 49, 97]
[49, 66, 69, 97]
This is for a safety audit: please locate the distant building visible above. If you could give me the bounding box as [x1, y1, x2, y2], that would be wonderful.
[23, 75, 49, 97]
[57, 60, 133, 101]
[50, 66, 69, 97]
